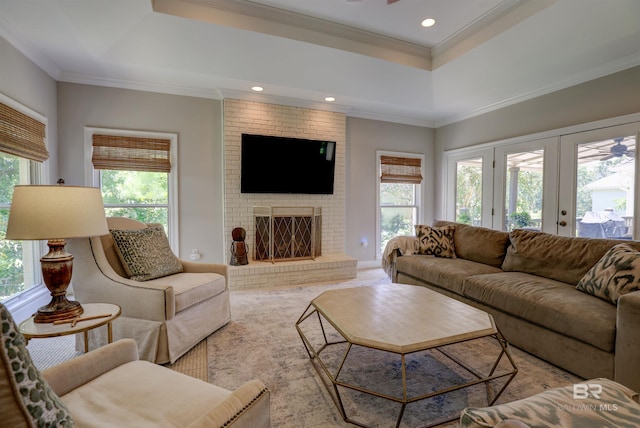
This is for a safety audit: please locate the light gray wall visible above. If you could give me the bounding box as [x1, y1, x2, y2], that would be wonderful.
[57, 83, 225, 262]
[0, 37, 58, 183]
[434, 66, 640, 217]
[346, 117, 435, 261]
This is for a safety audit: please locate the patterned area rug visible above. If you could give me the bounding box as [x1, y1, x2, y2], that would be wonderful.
[205, 267, 581, 427]
[28, 267, 582, 427]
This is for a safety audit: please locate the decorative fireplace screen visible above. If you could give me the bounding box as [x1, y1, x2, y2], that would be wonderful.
[253, 206, 322, 262]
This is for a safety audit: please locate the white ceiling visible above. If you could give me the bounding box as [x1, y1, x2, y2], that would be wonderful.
[1, 0, 640, 127]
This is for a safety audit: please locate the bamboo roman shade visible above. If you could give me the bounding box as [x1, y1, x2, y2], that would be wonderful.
[92, 134, 171, 172]
[0, 101, 48, 162]
[380, 155, 423, 184]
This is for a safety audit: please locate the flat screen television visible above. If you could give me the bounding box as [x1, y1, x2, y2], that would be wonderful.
[241, 134, 336, 194]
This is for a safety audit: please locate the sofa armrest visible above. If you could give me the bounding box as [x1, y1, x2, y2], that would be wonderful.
[42, 338, 139, 396]
[186, 380, 270, 428]
[181, 259, 229, 282]
[615, 290, 640, 392]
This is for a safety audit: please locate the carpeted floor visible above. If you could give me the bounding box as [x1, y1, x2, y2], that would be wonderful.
[28, 266, 583, 427]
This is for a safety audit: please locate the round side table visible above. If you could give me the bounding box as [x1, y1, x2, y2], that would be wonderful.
[19, 303, 121, 353]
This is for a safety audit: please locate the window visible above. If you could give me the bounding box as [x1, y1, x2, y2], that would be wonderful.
[0, 95, 47, 302]
[86, 129, 179, 251]
[377, 152, 423, 255]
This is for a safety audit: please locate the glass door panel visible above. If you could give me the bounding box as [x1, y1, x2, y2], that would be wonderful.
[455, 158, 483, 225]
[559, 123, 639, 237]
[445, 148, 493, 228]
[504, 150, 544, 232]
[494, 138, 558, 233]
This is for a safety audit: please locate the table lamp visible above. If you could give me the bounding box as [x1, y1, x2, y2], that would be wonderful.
[5, 185, 109, 323]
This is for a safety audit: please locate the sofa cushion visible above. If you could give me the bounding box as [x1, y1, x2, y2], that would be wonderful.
[146, 272, 227, 313]
[577, 243, 640, 304]
[432, 220, 510, 268]
[414, 224, 456, 258]
[396, 256, 502, 296]
[0, 303, 74, 427]
[502, 229, 640, 285]
[61, 359, 232, 427]
[463, 272, 616, 352]
[111, 226, 184, 281]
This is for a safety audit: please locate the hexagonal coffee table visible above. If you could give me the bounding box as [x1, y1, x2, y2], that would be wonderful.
[295, 284, 518, 427]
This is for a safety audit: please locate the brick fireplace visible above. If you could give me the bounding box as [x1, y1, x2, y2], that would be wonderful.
[223, 99, 356, 289]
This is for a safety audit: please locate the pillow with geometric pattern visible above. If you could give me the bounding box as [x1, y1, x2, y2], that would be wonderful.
[414, 224, 456, 258]
[111, 226, 184, 281]
[576, 243, 640, 304]
[0, 302, 74, 427]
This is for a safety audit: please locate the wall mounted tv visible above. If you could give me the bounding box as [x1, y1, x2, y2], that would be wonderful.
[241, 134, 336, 194]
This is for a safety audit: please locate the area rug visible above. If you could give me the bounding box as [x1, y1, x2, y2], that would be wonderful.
[205, 267, 582, 427]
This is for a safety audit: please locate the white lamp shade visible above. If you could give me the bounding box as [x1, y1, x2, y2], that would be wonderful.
[5, 185, 109, 240]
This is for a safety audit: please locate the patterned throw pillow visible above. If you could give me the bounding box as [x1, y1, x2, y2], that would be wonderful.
[414, 224, 456, 258]
[0, 303, 74, 427]
[111, 226, 184, 281]
[576, 243, 640, 304]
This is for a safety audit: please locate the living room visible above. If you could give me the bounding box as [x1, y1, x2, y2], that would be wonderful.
[2, 1, 640, 426]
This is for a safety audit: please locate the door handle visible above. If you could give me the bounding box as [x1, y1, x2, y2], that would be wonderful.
[558, 221, 567, 227]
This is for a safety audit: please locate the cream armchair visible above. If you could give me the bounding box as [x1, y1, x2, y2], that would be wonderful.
[43, 339, 270, 428]
[0, 300, 270, 428]
[67, 217, 231, 364]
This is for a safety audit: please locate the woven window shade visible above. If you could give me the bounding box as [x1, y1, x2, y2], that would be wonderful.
[92, 134, 171, 172]
[380, 155, 422, 184]
[0, 102, 48, 162]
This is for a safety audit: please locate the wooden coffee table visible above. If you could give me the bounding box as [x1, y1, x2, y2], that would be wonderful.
[296, 284, 518, 427]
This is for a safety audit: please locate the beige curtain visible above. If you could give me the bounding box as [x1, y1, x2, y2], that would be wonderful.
[380, 155, 422, 184]
[0, 101, 48, 162]
[92, 134, 171, 172]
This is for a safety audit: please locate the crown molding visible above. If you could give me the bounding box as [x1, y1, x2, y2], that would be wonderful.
[153, 0, 431, 70]
[58, 71, 223, 100]
[435, 52, 640, 127]
[0, 15, 61, 79]
[432, 0, 556, 69]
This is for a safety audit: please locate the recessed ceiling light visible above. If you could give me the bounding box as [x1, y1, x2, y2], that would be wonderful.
[325, 96, 336, 102]
[421, 18, 436, 28]
[251, 86, 264, 92]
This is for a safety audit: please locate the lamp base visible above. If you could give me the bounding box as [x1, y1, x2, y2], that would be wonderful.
[34, 297, 84, 323]
[34, 238, 84, 323]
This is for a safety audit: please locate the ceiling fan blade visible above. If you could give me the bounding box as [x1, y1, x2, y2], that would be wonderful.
[388, 0, 400, 3]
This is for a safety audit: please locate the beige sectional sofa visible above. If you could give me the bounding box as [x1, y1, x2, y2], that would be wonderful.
[389, 220, 640, 393]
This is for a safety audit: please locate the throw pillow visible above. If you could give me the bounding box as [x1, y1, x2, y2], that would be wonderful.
[0, 303, 74, 427]
[576, 243, 640, 304]
[111, 226, 184, 281]
[414, 224, 456, 258]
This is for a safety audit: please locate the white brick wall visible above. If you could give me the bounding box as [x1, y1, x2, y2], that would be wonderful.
[223, 99, 354, 289]
[223, 99, 347, 261]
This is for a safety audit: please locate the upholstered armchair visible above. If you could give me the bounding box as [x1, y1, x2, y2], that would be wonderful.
[67, 217, 231, 364]
[0, 301, 270, 428]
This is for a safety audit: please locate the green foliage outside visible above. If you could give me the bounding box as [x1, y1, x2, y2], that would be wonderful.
[455, 164, 482, 225]
[380, 183, 416, 254]
[101, 170, 169, 230]
[0, 154, 24, 299]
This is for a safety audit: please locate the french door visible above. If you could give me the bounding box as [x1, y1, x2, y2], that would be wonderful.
[558, 123, 639, 238]
[444, 120, 640, 239]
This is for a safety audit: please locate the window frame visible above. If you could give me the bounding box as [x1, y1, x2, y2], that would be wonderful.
[376, 150, 424, 258]
[84, 127, 179, 253]
[0, 92, 49, 315]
